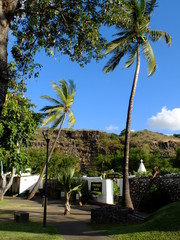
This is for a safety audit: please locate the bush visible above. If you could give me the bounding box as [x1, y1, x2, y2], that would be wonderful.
[139, 184, 171, 213]
[81, 180, 93, 204]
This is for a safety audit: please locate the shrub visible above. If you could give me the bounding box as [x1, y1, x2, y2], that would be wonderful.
[139, 184, 171, 213]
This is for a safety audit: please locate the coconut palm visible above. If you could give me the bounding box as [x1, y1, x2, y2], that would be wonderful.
[103, 0, 172, 209]
[28, 79, 76, 200]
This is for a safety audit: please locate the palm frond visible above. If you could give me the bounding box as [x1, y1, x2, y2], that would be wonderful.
[140, 0, 145, 14]
[51, 81, 67, 103]
[59, 80, 68, 99]
[142, 38, 156, 76]
[40, 105, 64, 112]
[58, 166, 76, 192]
[68, 80, 76, 96]
[124, 51, 137, 68]
[68, 110, 75, 127]
[69, 184, 82, 194]
[42, 111, 61, 126]
[51, 114, 65, 129]
[104, 33, 131, 55]
[104, 42, 131, 73]
[66, 96, 75, 108]
[112, 31, 127, 37]
[41, 95, 60, 105]
[41, 79, 76, 129]
[103, 51, 124, 73]
[130, 0, 142, 20]
[148, 30, 172, 47]
[145, 0, 157, 15]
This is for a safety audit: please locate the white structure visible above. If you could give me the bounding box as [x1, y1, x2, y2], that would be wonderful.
[12, 173, 42, 195]
[117, 178, 123, 196]
[138, 159, 146, 173]
[82, 176, 114, 204]
[117, 175, 135, 196]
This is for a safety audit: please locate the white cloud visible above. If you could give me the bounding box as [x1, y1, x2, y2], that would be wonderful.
[105, 125, 119, 131]
[148, 107, 180, 131]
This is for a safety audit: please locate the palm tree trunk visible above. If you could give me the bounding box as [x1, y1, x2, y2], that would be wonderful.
[0, 1, 18, 117]
[122, 43, 140, 210]
[27, 114, 66, 200]
[64, 191, 71, 215]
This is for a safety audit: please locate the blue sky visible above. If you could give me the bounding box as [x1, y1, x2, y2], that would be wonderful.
[23, 1, 180, 135]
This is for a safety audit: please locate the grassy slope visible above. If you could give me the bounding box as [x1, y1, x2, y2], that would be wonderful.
[94, 201, 180, 240]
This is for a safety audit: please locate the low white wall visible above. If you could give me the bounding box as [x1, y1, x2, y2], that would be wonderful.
[117, 175, 135, 196]
[83, 176, 114, 204]
[12, 175, 41, 194]
[19, 175, 41, 194]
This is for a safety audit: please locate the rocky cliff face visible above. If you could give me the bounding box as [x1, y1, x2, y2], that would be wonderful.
[31, 129, 118, 170]
[31, 129, 180, 171]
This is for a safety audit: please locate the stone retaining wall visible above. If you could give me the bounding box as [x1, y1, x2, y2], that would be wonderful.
[91, 206, 142, 224]
[129, 174, 180, 209]
[91, 174, 180, 224]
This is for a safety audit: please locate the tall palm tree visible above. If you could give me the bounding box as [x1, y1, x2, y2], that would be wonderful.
[28, 79, 76, 200]
[103, 0, 172, 209]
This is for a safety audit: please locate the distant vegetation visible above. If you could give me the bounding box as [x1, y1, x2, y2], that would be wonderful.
[28, 129, 180, 177]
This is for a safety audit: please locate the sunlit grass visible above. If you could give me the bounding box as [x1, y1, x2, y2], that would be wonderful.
[93, 202, 180, 240]
[0, 197, 62, 240]
[0, 222, 63, 240]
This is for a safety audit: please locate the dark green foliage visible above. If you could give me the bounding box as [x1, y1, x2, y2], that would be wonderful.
[9, 1, 106, 86]
[0, 93, 41, 173]
[26, 148, 46, 174]
[83, 169, 100, 177]
[173, 134, 180, 138]
[139, 184, 171, 213]
[94, 150, 124, 174]
[94, 144, 178, 176]
[26, 148, 79, 178]
[81, 180, 93, 204]
[174, 148, 180, 168]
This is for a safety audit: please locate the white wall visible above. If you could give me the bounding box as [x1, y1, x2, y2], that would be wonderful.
[117, 175, 135, 196]
[19, 175, 41, 194]
[83, 176, 114, 204]
[12, 175, 41, 194]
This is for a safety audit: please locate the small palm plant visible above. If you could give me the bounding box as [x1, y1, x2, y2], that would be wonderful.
[58, 166, 81, 215]
[28, 79, 76, 200]
[104, 0, 172, 209]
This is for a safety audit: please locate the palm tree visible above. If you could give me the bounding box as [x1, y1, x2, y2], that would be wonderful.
[28, 79, 76, 200]
[103, 0, 172, 209]
[58, 166, 81, 215]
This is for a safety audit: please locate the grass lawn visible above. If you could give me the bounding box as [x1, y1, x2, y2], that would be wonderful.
[93, 201, 180, 240]
[0, 222, 63, 240]
[0, 197, 63, 240]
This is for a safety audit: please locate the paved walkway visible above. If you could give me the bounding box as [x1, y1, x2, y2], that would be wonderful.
[0, 197, 112, 240]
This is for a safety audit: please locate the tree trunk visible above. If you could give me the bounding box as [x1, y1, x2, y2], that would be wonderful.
[137, 167, 159, 209]
[27, 114, 66, 200]
[64, 191, 71, 215]
[0, 161, 15, 200]
[122, 43, 140, 210]
[0, 0, 18, 118]
[78, 191, 82, 206]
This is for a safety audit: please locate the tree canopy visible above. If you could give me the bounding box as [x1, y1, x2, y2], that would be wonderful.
[9, 0, 106, 86]
[0, 92, 41, 173]
[0, 0, 106, 117]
